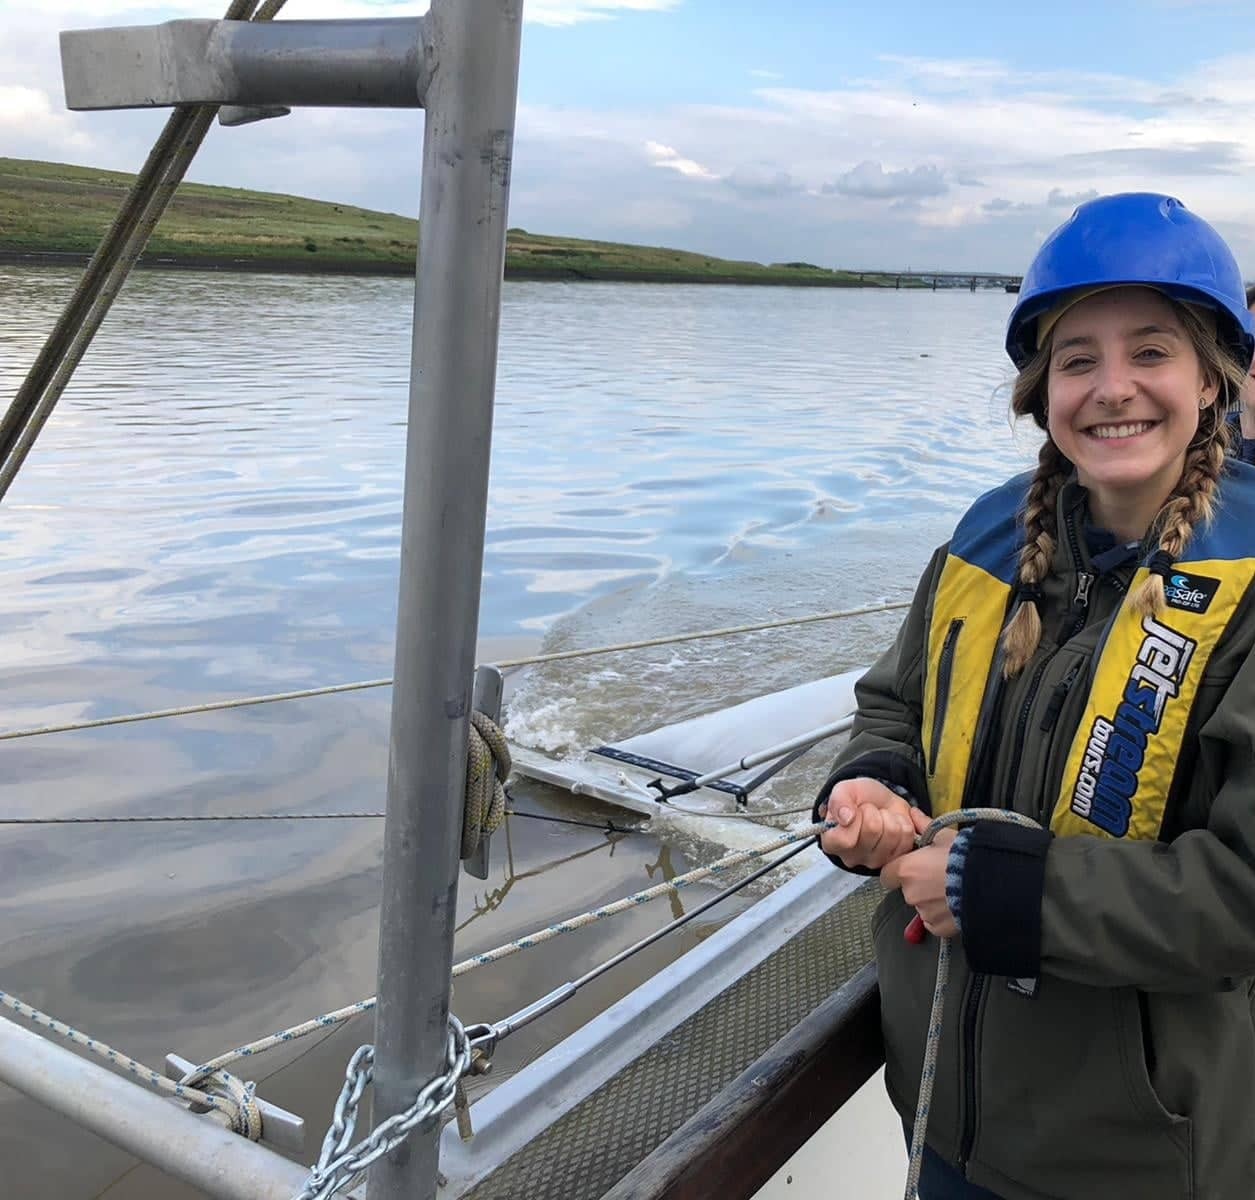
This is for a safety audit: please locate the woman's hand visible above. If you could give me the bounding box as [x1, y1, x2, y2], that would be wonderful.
[882, 828, 959, 938]
[818, 777, 928, 871]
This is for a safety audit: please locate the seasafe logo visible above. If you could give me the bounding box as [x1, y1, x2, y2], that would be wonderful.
[1164, 570, 1219, 615]
[1069, 614, 1196, 837]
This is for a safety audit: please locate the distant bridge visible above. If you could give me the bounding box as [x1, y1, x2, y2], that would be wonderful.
[854, 270, 1022, 292]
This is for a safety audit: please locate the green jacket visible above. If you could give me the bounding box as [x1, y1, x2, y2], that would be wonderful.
[821, 466, 1255, 1199]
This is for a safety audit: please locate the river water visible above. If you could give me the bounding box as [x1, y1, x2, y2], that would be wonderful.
[0, 268, 1037, 1197]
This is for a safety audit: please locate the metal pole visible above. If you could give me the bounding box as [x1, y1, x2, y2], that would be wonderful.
[367, 2, 522, 1199]
[0, 1015, 310, 1200]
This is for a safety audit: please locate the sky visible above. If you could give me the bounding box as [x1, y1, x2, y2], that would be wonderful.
[3, 0, 1255, 272]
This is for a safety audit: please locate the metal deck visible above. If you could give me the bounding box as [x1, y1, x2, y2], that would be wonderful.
[455, 880, 879, 1200]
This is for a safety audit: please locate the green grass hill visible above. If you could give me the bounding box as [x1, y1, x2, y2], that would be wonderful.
[0, 157, 883, 286]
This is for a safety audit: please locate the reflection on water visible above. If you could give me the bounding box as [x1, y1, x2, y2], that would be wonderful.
[0, 268, 1037, 1197]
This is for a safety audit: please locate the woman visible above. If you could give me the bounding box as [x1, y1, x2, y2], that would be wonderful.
[817, 193, 1255, 1200]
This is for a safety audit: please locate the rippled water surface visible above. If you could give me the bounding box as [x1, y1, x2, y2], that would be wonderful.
[0, 269, 1037, 1197]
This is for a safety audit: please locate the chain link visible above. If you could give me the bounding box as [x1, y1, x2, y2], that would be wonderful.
[294, 1015, 484, 1200]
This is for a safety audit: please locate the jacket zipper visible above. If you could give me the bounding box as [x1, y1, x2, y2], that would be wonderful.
[958, 975, 985, 1169]
[1004, 654, 1053, 795]
[1040, 661, 1083, 733]
[1065, 572, 1093, 637]
[928, 618, 963, 775]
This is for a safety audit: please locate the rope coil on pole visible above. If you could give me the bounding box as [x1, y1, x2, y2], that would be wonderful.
[462, 710, 510, 860]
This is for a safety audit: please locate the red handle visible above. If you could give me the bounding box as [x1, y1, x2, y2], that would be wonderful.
[904, 913, 927, 945]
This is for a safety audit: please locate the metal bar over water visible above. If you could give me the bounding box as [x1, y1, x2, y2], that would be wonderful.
[61, 18, 430, 111]
[0, 1015, 311, 1200]
[368, 4, 523, 1200]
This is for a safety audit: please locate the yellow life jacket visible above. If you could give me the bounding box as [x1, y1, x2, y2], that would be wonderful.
[922, 468, 1255, 841]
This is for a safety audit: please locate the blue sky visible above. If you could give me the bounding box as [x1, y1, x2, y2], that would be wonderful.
[3, 0, 1255, 271]
[522, 0, 1244, 106]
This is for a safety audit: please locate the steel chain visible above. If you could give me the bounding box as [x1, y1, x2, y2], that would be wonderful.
[294, 1014, 481, 1200]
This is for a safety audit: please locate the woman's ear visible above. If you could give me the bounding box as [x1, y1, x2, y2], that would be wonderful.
[1200, 371, 1222, 410]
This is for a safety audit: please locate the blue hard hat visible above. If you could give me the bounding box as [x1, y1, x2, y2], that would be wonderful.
[1006, 193, 1254, 370]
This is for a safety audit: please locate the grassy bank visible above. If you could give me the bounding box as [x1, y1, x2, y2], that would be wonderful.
[0, 157, 886, 286]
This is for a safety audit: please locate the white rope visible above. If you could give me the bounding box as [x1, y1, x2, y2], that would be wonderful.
[0, 600, 908, 744]
[491, 599, 911, 669]
[0, 678, 392, 743]
[176, 820, 834, 1085]
[4, 813, 858, 1174]
[0, 819, 831, 1149]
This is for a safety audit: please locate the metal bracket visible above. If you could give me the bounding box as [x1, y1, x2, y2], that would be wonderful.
[60, 18, 429, 111]
[464, 664, 504, 881]
[164, 1052, 306, 1155]
[219, 104, 291, 127]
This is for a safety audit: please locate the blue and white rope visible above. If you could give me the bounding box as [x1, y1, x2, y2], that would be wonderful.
[0, 990, 262, 1138]
[180, 820, 833, 1085]
[5, 822, 833, 1119]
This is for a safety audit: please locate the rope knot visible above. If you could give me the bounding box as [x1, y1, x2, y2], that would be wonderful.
[178, 1064, 264, 1141]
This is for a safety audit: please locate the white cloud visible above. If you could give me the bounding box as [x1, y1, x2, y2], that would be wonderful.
[0, 84, 56, 123]
[1046, 187, 1100, 208]
[645, 141, 718, 180]
[829, 160, 947, 200]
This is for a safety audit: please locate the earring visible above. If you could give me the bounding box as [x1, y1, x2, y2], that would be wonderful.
[1199, 394, 1208, 409]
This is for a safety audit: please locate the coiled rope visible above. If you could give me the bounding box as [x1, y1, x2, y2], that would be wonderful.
[462, 710, 510, 859]
[903, 809, 1042, 1200]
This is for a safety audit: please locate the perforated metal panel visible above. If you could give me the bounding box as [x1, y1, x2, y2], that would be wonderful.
[459, 880, 879, 1200]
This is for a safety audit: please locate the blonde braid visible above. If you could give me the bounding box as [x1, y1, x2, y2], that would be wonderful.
[1002, 438, 1069, 677]
[1131, 411, 1228, 616]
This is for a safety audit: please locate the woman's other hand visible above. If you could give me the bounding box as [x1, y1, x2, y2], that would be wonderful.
[882, 829, 959, 938]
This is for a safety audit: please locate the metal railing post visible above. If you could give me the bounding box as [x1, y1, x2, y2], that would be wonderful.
[366, 2, 523, 1199]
